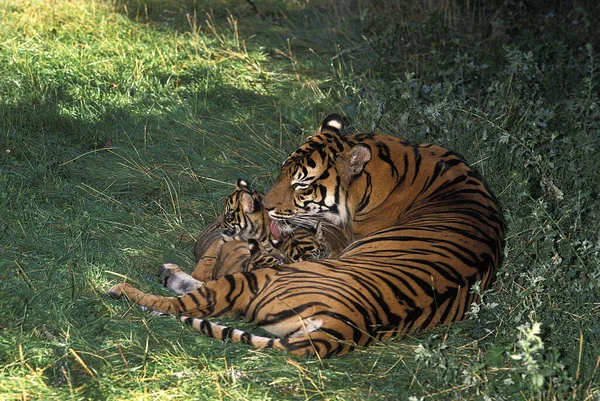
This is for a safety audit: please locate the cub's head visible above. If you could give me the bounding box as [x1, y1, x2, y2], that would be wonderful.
[244, 239, 286, 271]
[263, 114, 371, 231]
[281, 222, 328, 262]
[220, 178, 266, 240]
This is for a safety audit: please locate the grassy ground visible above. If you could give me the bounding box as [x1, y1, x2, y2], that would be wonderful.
[1, 0, 599, 399]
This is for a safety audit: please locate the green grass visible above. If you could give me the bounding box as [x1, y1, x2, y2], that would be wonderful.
[1, 0, 599, 399]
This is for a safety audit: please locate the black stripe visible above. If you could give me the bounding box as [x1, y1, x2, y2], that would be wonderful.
[221, 326, 233, 339]
[241, 332, 253, 344]
[356, 173, 372, 212]
[410, 146, 422, 185]
[376, 142, 398, 178]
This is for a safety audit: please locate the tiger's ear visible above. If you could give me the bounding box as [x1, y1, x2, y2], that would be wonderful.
[347, 145, 371, 175]
[319, 114, 344, 134]
[248, 239, 260, 256]
[237, 178, 249, 189]
[241, 192, 257, 213]
[338, 144, 371, 184]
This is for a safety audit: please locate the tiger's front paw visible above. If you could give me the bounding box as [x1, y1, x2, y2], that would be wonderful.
[108, 283, 127, 299]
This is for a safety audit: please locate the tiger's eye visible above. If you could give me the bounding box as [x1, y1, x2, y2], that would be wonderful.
[293, 183, 309, 191]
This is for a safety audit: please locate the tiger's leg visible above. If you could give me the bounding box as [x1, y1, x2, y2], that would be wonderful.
[158, 263, 204, 294]
[108, 283, 183, 315]
[108, 274, 246, 318]
[109, 272, 363, 358]
[190, 238, 225, 281]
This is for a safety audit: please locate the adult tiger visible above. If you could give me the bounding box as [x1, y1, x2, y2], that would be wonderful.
[109, 114, 503, 357]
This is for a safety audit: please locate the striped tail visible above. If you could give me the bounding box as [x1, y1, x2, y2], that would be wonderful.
[179, 315, 278, 350]
[178, 316, 351, 358]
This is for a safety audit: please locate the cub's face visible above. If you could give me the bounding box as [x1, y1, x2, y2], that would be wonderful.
[221, 179, 264, 240]
[282, 223, 328, 262]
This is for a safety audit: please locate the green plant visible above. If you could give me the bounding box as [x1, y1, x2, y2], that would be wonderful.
[510, 320, 546, 390]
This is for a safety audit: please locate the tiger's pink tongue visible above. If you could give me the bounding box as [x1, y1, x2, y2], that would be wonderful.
[270, 220, 282, 239]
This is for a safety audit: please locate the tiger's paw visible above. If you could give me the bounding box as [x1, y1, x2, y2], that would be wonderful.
[139, 305, 169, 317]
[157, 263, 182, 287]
[158, 263, 204, 294]
[107, 283, 127, 299]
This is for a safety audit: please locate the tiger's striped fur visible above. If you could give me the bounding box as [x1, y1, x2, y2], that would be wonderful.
[110, 114, 503, 357]
[243, 222, 334, 270]
[160, 180, 346, 294]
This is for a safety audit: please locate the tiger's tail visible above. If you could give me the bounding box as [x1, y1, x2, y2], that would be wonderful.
[178, 316, 347, 358]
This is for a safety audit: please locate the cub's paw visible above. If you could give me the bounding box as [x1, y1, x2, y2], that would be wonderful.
[157, 263, 182, 287]
[158, 263, 205, 294]
[107, 283, 127, 299]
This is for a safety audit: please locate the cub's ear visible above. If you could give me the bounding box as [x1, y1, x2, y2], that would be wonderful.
[248, 239, 260, 255]
[236, 178, 249, 189]
[241, 192, 258, 213]
[319, 114, 344, 134]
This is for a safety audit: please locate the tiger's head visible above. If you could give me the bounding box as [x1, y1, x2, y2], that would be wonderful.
[220, 178, 267, 241]
[263, 114, 372, 232]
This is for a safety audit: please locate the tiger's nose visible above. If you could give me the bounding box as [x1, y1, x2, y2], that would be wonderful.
[263, 192, 282, 213]
[264, 180, 293, 210]
[262, 191, 278, 211]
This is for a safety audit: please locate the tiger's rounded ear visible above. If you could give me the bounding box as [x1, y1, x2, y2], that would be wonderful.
[347, 144, 371, 176]
[319, 114, 344, 134]
[269, 237, 281, 248]
[337, 144, 372, 185]
[237, 178, 248, 189]
[248, 239, 260, 255]
[241, 192, 257, 213]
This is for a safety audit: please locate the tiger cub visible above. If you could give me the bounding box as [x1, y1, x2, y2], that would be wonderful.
[159, 179, 346, 294]
[243, 221, 332, 271]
